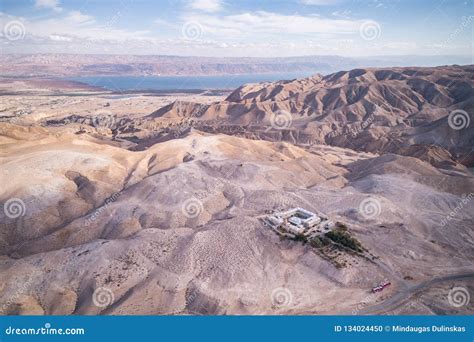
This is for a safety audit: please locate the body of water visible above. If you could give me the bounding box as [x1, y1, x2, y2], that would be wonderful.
[68, 72, 314, 92]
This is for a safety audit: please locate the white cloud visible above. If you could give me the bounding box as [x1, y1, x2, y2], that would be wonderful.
[189, 0, 223, 13]
[0, 9, 380, 56]
[182, 11, 362, 38]
[49, 34, 72, 41]
[35, 0, 62, 12]
[66, 11, 95, 24]
[331, 10, 352, 19]
[0, 11, 148, 42]
[300, 0, 341, 5]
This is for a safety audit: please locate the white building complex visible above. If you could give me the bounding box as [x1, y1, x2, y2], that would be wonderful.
[264, 207, 333, 237]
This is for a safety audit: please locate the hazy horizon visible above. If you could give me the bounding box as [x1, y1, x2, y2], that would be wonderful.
[1, 52, 473, 59]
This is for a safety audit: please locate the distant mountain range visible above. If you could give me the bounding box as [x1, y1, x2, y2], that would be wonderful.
[0, 54, 471, 77]
[149, 65, 474, 167]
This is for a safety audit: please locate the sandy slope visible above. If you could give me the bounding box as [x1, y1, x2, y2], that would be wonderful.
[0, 122, 472, 315]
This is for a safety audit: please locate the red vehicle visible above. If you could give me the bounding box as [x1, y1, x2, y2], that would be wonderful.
[372, 281, 391, 293]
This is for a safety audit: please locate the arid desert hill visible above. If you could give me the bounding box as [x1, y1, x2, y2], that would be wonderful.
[0, 65, 473, 316]
[1, 124, 473, 315]
[148, 65, 473, 167]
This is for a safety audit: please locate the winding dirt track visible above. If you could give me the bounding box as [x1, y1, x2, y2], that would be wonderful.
[356, 272, 474, 315]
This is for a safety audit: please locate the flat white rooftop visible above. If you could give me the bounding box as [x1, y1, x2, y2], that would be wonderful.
[265, 207, 327, 237]
[289, 217, 302, 226]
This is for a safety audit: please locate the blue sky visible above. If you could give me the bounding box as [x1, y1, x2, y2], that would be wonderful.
[1, 0, 472, 57]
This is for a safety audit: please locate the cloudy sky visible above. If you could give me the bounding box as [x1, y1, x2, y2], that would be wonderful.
[1, 0, 472, 57]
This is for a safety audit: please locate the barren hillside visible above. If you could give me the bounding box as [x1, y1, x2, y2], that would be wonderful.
[149, 65, 473, 167]
[0, 65, 473, 316]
